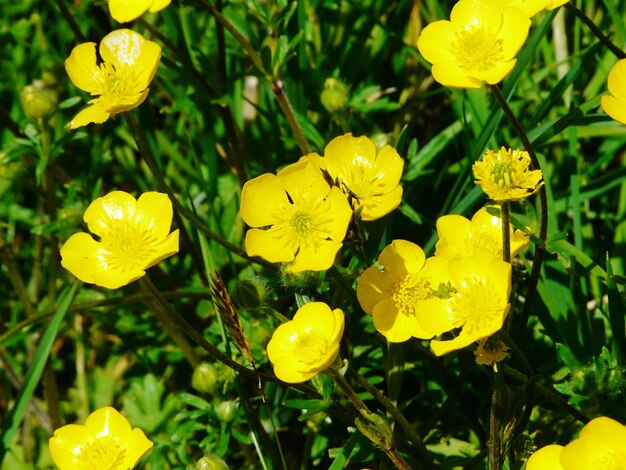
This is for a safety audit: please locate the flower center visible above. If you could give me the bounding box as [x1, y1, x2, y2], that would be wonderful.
[490, 161, 518, 188]
[393, 274, 432, 316]
[101, 221, 158, 272]
[450, 277, 506, 335]
[291, 211, 311, 234]
[77, 436, 126, 470]
[97, 63, 137, 97]
[451, 26, 503, 73]
[293, 332, 328, 365]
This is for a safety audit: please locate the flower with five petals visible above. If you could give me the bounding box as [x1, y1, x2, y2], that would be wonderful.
[60, 191, 179, 289]
[65, 29, 161, 129]
[49, 406, 152, 470]
[417, 0, 531, 88]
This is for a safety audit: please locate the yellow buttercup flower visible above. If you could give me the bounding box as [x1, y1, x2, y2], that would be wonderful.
[240, 160, 352, 272]
[267, 302, 344, 383]
[527, 417, 626, 469]
[304, 133, 403, 221]
[473, 147, 543, 202]
[416, 0, 531, 88]
[49, 406, 153, 470]
[495, 0, 569, 17]
[601, 59, 626, 126]
[65, 29, 161, 129]
[60, 191, 179, 289]
[356, 240, 453, 343]
[430, 249, 511, 356]
[435, 206, 529, 260]
[109, 0, 171, 23]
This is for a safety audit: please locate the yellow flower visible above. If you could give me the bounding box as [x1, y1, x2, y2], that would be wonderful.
[430, 249, 511, 356]
[65, 29, 161, 129]
[240, 160, 352, 272]
[527, 417, 626, 469]
[109, 0, 171, 23]
[472, 147, 543, 202]
[601, 59, 626, 126]
[267, 302, 344, 383]
[416, 0, 531, 88]
[304, 133, 403, 221]
[435, 206, 529, 260]
[60, 191, 179, 289]
[49, 406, 153, 470]
[474, 336, 509, 368]
[494, 0, 569, 17]
[356, 240, 453, 343]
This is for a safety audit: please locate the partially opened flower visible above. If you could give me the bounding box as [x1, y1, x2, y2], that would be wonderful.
[473, 147, 543, 202]
[60, 191, 179, 289]
[435, 207, 529, 260]
[356, 240, 453, 342]
[49, 406, 152, 470]
[304, 133, 403, 221]
[430, 249, 511, 356]
[416, 0, 531, 88]
[109, 0, 171, 23]
[494, 0, 569, 17]
[240, 160, 352, 272]
[267, 302, 344, 383]
[527, 417, 626, 469]
[65, 29, 161, 129]
[601, 59, 626, 126]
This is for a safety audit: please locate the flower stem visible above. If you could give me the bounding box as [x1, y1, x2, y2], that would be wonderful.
[488, 369, 503, 470]
[489, 85, 548, 344]
[564, 3, 626, 60]
[500, 201, 511, 263]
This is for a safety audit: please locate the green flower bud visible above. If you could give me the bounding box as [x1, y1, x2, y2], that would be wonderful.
[191, 362, 235, 396]
[187, 455, 229, 470]
[20, 80, 58, 119]
[235, 279, 266, 310]
[214, 399, 239, 423]
[321, 78, 349, 113]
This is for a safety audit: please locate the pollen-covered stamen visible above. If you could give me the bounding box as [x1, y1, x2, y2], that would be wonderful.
[291, 211, 311, 233]
[95, 63, 140, 97]
[293, 332, 328, 365]
[451, 26, 504, 73]
[450, 276, 507, 336]
[392, 274, 432, 316]
[100, 221, 158, 272]
[77, 436, 126, 470]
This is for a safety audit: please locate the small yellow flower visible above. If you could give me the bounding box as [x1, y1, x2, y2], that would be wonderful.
[109, 0, 171, 23]
[474, 336, 509, 369]
[65, 29, 161, 129]
[267, 302, 344, 383]
[416, 0, 531, 88]
[527, 417, 626, 469]
[356, 240, 453, 343]
[60, 191, 179, 289]
[601, 59, 626, 126]
[430, 249, 511, 356]
[240, 160, 352, 272]
[494, 0, 569, 17]
[435, 206, 529, 260]
[304, 134, 403, 221]
[49, 406, 153, 470]
[473, 147, 543, 202]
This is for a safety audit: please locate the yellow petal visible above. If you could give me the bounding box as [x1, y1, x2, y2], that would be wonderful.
[430, 333, 477, 356]
[144, 230, 179, 269]
[380, 239, 425, 275]
[65, 43, 102, 94]
[120, 428, 154, 469]
[435, 214, 471, 260]
[373, 145, 404, 189]
[360, 186, 403, 221]
[293, 303, 344, 344]
[526, 445, 565, 470]
[291, 238, 343, 272]
[323, 133, 376, 179]
[546, 0, 569, 9]
[560, 417, 626, 469]
[245, 227, 297, 263]
[266, 322, 298, 363]
[273, 357, 316, 383]
[49, 424, 92, 469]
[415, 298, 455, 336]
[416, 21, 456, 65]
[480, 59, 517, 85]
[99, 29, 154, 71]
[318, 186, 352, 240]
[451, 0, 502, 32]
[84, 191, 138, 238]
[84, 407, 133, 439]
[108, 0, 152, 22]
[133, 40, 162, 92]
[135, 192, 174, 241]
[500, 7, 531, 60]
[277, 160, 330, 206]
[60, 233, 105, 285]
[101, 89, 150, 115]
[356, 265, 396, 314]
[432, 63, 483, 89]
[149, 0, 172, 12]
[372, 298, 412, 342]
[67, 103, 111, 129]
[241, 173, 290, 228]
[602, 95, 626, 126]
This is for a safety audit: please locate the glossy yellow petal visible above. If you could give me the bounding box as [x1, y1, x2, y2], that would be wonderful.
[601, 95, 626, 125]
[245, 228, 297, 263]
[431, 333, 477, 356]
[120, 428, 154, 469]
[480, 59, 517, 85]
[416, 21, 456, 65]
[319, 186, 352, 239]
[266, 322, 298, 362]
[85, 407, 132, 438]
[292, 303, 345, 345]
[93, 266, 146, 290]
[99, 29, 148, 69]
[273, 357, 317, 383]
[132, 41, 162, 93]
[102, 88, 150, 114]
[144, 230, 179, 269]
[373, 145, 404, 189]
[60, 233, 106, 285]
[357, 264, 396, 314]
[84, 191, 138, 238]
[451, 0, 502, 32]
[108, 0, 152, 22]
[360, 186, 403, 221]
[546, 0, 569, 9]
[526, 445, 565, 470]
[149, 0, 172, 12]
[67, 103, 111, 129]
[432, 63, 483, 89]
[135, 192, 174, 241]
[560, 417, 626, 469]
[49, 424, 92, 469]
[380, 239, 425, 275]
[435, 214, 471, 260]
[606, 60, 626, 100]
[323, 133, 377, 178]
[500, 8, 531, 59]
[65, 43, 102, 94]
[241, 173, 290, 227]
[415, 298, 455, 336]
[291, 238, 343, 272]
[277, 160, 330, 206]
[372, 298, 410, 342]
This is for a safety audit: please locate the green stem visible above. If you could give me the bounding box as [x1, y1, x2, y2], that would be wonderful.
[500, 201, 511, 264]
[488, 369, 503, 470]
[272, 80, 311, 154]
[565, 3, 626, 60]
[489, 85, 548, 345]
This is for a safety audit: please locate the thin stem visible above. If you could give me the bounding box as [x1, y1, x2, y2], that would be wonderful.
[273, 80, 311, 154]
[565, 3, 626, 60]
[500, 201, 511, 263]
[488, 369, 503, 470]
[489, 84, 548, 345]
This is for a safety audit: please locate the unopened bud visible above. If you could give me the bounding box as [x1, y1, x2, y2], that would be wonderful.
[321, 78, 349, 113]
[20, 80, 57, 119]
[214, 399, 239, 423]
[187, 455, 229, 470]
